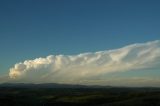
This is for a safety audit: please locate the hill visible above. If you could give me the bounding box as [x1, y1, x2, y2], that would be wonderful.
[0, 83, 160, 106]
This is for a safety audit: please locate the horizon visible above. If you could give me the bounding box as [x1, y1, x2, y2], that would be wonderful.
[1, 82, 160, 88]
[0, 0, 160, 87]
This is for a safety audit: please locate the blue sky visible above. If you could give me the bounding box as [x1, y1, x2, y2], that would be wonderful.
[0, 0, 160, 86]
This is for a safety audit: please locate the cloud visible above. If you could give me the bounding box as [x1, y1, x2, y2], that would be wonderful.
[0, 75, 10, 83]
[9, 40, 160, 85]
[78, 77, 160, 87]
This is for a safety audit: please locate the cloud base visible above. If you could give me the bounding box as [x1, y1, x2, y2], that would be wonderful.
[9, 40, 160, 86]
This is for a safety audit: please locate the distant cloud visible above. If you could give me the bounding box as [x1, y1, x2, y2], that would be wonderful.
[9, 40, 160, 85]
[0, 75, 10, 83]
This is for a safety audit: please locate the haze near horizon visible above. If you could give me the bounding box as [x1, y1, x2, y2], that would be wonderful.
[0, 0, 160, 87]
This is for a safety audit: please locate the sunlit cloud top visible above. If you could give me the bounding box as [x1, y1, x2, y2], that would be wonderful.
[9, 40, 160, 85]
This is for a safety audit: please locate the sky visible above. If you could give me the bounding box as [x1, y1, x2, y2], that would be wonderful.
[0, 0, 160, 86]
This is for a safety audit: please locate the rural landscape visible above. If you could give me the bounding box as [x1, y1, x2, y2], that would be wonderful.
[0, 0, 160, 106]
[0, 83, 160, 106]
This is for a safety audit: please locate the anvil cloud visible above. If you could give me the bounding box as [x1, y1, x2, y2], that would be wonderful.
[9, 40, 160, 84]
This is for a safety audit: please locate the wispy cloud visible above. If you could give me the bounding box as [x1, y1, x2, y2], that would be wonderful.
[9, 40, 160, 85]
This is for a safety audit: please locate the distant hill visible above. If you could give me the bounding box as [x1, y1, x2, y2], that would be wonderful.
[0, 83, 160, 106]
[0, 83, 113, 88]
[0, 83, 160, 90]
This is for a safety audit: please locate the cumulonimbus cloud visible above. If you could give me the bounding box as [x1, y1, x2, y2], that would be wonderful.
[9, 40, 160, 84]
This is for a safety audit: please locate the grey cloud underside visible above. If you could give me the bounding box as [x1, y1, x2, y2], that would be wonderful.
[9, 40, 160, 84]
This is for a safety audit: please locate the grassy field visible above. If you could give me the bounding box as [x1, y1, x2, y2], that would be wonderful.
[0, 86, 160, 106]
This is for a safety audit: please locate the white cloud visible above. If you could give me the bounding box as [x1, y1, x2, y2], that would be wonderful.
[9, 40, 160, 85]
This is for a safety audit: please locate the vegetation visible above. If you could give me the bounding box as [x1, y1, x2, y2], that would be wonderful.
[0, 85, 160, 106]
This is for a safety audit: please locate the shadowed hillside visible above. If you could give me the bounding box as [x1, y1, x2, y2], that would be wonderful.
[0, 83, 160, 106]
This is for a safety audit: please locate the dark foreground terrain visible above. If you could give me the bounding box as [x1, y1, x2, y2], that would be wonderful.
[0, 83, 160, 106]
